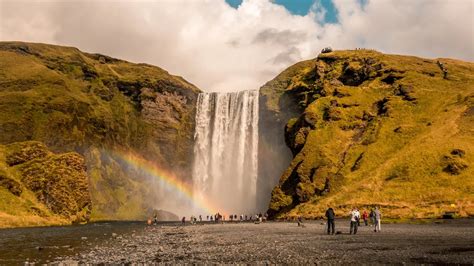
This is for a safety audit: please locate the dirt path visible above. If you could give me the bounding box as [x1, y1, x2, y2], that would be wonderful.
[56, 220, 474, 264]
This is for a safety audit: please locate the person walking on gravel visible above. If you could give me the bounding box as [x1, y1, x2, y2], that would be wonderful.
[325, 207, 336, 234]
[369, 208, 375, 226]
[374, 207, 382, 232]
[362, 210, 368, 226]
[349, 208, 360, 234]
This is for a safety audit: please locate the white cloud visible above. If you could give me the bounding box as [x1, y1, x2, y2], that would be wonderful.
[0, 0, 473, 92]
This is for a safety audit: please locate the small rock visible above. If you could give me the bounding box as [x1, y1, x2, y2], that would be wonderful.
[81, 237, 87, 240]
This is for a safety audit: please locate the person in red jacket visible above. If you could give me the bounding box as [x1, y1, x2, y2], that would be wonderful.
[362, 210, 369, 226]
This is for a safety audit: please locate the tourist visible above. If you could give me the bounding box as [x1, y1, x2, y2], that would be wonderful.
[254, 214, 262, 224]
[153, 213, 158, 225]
[210, 216, 214, 222]
[297, 216, 304, 227]
[181, 216, 186, 225]
[362, 210, 368, 226]
[349, 208, 360, 234]
[325, 207, 335, 235]
[199, 215, 202, 222]
[374, 207, 382, 232]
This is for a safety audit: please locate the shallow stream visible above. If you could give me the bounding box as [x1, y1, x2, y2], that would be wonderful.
[0, 221, 155, 264]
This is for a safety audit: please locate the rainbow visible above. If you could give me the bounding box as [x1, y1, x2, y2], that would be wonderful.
[107, 149, 221, 216]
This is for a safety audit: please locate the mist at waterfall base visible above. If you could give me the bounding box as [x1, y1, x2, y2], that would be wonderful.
[192, 90, 260, 215]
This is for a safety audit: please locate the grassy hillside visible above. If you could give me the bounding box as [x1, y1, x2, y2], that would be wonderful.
[0, 42, 201, 226]
[261, 49, 474, 219]
[0, 141, 90, 228]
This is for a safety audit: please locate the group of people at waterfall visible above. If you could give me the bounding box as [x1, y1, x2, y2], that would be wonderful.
[323, 206, 382, 235]
[148, 207, 382, 234]
[183, 212, 268, 225]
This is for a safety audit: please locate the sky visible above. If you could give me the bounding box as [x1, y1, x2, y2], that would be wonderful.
[0, 0, 473, 92]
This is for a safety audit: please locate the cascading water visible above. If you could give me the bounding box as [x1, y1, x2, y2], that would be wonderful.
[192, 90, 259, 215]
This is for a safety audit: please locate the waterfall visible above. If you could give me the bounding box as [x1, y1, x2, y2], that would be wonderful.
[192, 90, 259, 215]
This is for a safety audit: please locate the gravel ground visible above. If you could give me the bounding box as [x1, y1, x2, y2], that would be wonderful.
[55, 219, 474, 264]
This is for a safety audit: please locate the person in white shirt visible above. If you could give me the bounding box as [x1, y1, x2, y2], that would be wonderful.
[349, 208, 360, 234]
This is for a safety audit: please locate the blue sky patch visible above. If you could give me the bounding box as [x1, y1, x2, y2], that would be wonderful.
[273, 0, 315, 16]
[226, 0, 243, 9]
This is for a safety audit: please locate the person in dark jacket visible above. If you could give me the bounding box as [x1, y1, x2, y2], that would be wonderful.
[325, 207, 336, 234]
[369, 209, 375, 226]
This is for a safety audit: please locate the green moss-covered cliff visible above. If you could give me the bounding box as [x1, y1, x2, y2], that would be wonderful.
[261, 50, 474, 219]
[0, 42, 201, 225]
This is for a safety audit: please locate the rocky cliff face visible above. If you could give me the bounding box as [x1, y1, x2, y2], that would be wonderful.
[261, 50, 474, 219]
[0, 42, 201, 224]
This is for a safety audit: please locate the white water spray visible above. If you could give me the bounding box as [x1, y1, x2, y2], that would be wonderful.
[192, 90, 259, 215]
